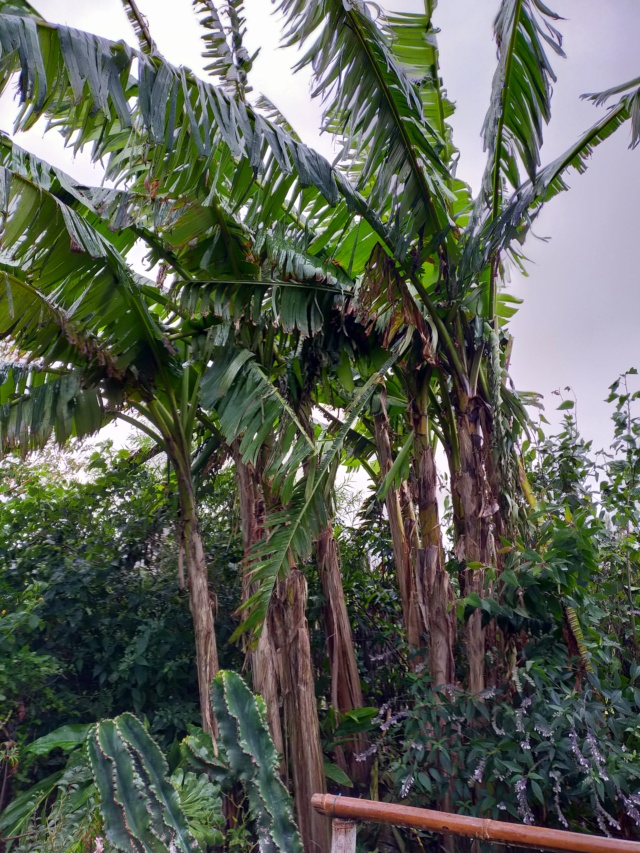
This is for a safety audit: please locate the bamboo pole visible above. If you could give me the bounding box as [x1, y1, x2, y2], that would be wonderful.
[330, 819, 357, 853]
[312, 795, 640, 853]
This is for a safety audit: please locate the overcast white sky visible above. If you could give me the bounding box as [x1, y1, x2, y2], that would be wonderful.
[3, 0, 639, 453]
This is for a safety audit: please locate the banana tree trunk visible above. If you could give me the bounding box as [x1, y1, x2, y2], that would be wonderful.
[269, 568, 330, 853]
[177, 476, 219, 740]
[373, 404, 423, 652]
[413, 438, 456, 687]
[316, 524, 368, 781]
[450, 400, 497, 694]
[233, 450, 284, 760]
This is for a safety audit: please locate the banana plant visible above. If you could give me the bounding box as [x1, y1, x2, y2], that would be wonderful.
[273, 0, 640, 693]
[0, 156, 222, 733]
[0, 24, 349, 748]
[0, 0, 639, 824]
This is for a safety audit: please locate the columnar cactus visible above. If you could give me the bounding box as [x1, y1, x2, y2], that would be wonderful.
[87, 713, 204, 853]
[84, 674, 301, 852]
[211, 670, 304, 853]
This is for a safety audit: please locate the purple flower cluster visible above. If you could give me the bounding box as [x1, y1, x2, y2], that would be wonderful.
[515, 697, 532, 733]
[568, 728, 590, 770]
[375, 702, 390, 720]
[380, 711, 409, 732]
[533, 720, 553, 739]
[594, 797, 620, 837]
[470, 757, 486, 784]
[400, 773, 415, 798]
[515, 778, 535, 825]
[354, 744, 378, 763]
[549, 770, 568, 828]
[586, 732, 609, 781]
[619, 791, 640, 826]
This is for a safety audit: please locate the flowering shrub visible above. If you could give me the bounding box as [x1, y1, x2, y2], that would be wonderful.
[373, 659, 640, 838]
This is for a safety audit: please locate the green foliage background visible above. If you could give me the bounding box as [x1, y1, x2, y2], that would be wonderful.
[3, 382, 640, 849]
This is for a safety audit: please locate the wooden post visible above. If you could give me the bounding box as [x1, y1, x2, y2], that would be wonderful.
[331, 819, 357, 853]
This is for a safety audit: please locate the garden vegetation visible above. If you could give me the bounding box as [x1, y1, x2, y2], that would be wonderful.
[0, 0, 639, 850]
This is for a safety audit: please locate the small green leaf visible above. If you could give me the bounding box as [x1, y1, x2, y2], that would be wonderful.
[464, 592, 483, 608]
[531, 779, 545, 806]
[26, 723, 92, 755]
[377, 430, 414, 501]
[500, 569, 519, 587]
[337, 350, 354, 393]
[323, 761, 353, 788]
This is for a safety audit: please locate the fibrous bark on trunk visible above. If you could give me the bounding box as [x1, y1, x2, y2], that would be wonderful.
[233, 450, 284, 760]
[373, 400, 423, 653]
[450, 400, 497, 694]
[269, 568, 330, 853]
[316, 526, 364, 715]
[316, 524, 368, 781]
[234, 446, 328, 849]
[297, 395, 369, 779]
[178, 477, 219, 740]
[413, 437, 456, 687]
